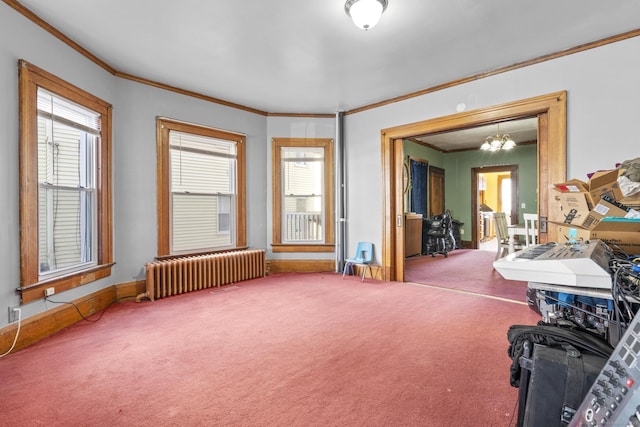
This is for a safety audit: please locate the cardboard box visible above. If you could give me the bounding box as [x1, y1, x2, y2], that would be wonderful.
[551, 198, 638, 229]
[550, 170, 623, 211]
[557, 218, 640, 255]
[583, 198, 638, 228]
[549, 172, 627, 227]
[551, 198, 640, 253]
[556, 224, 592, 244]
[587, 169, 624, 203]
[552, 179, 589, 194]
[549, 184, 592, 227]
[620, 192, 640, 210]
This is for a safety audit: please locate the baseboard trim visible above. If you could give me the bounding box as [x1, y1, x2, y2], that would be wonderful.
[266, 259, 383, 281]
[116, 280, 146, 301]
[0, 286, 116, 355]
[267, 259, 336, 274]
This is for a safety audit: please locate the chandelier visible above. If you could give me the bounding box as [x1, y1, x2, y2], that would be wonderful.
[480, 125, 516, 151]
[345, 0, 388, 30]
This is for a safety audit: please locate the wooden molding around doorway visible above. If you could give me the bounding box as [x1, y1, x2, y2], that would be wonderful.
[381, 91, 567, 282]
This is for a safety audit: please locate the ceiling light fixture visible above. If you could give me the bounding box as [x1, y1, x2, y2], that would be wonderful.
[345, 0, 388, 30]
[480, 124, 516, 151]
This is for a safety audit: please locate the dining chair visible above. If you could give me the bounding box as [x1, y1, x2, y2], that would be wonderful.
[523, 213, 539, 247]
[493, 212, 525, 260]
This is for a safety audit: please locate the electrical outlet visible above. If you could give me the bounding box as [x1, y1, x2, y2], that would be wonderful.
[8, 306, 19, 323]
[44, 287, 55, 297]
[460, 229, 465, 235]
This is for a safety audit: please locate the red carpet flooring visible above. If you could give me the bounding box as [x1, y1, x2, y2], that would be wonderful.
[404, 249, 528, 302]
[0, 272, 539, 426]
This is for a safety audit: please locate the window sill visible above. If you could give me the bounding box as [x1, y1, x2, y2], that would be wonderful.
[271, 244, 335, 253]
[18, 263, 115, 304]
[156, 246, 250, 261]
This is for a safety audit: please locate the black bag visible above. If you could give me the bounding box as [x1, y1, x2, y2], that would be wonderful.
[507, 323, 613, 427]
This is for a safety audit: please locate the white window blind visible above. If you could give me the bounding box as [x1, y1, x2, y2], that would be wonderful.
[169, 130, 237, 253]
[37, 89, 99, 278]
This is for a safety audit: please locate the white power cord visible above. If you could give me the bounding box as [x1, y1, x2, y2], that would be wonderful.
[0, 308, 22, 358]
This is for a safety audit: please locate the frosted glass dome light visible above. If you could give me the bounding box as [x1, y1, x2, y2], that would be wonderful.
[345, 0, 388, 30]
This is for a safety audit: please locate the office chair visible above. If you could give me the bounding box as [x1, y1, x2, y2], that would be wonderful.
[342, 242, 374, 281]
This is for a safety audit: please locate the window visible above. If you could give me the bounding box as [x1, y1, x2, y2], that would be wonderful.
[37, 89, 98, 277]
[271, 138, 334, 252]
[19, 60, 113, 303]
[218, 195, 231, 233]
[156, 118, 246, 256]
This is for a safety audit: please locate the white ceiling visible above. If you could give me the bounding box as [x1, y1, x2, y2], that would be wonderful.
[413, 117, 539, 152]
[13, 0, 640, 114]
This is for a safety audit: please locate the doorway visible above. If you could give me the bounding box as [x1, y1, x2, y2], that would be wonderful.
[473, 165, 518, 251]
[381, 91, 567, 282]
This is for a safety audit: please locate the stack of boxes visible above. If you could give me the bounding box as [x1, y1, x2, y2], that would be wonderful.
[549, 169, 640, 255]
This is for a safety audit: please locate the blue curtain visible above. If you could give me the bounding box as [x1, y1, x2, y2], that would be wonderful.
[410, 159, 429, 217]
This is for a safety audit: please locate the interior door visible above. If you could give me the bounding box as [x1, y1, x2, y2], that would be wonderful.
[429, 166, 445, 217]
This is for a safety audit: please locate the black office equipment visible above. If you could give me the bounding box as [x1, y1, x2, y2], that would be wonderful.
[508, 324, 613, 427]
[568, 308, 640, 426]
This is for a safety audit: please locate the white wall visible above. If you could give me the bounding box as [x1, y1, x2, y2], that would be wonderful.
[2, 0, 640, 329]
[342, 36, 640, 262]
[0, 4, 117, 326]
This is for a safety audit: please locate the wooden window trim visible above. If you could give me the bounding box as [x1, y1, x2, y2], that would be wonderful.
[271, 138, 334, 252]
[18, 60, 113, 304]
[156, 117, 246, 257]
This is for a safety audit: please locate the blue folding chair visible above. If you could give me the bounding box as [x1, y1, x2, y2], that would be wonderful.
[342, 242, 374, 281]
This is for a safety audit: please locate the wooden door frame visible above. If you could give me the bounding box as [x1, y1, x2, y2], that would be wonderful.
[472, 165, 519, 249]
[381, 91, 566, 282]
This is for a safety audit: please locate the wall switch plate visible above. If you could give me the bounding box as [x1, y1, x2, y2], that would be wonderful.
[460, 229, 465, 235]
[521, 202, 526, 208]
